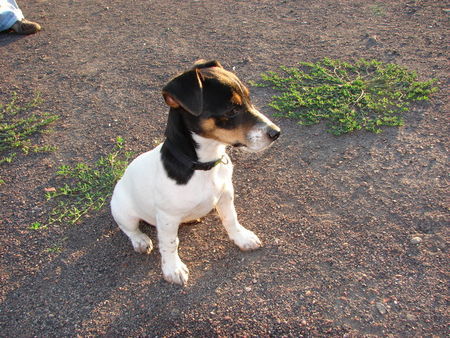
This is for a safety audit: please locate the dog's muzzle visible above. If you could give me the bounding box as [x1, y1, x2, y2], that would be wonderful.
[244, 122, 280, 152]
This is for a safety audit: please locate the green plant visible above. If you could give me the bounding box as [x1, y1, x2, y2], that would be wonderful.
[369, 4, 385, 16]
[29, 221, 47, 230]
[45, 137, 133, 225]
[253, 58, 437, 135]
[45, 246, 62, 253]
[0, 92, 58, 164]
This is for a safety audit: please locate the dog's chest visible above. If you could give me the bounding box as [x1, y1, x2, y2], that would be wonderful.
[174, 167, 229, 222]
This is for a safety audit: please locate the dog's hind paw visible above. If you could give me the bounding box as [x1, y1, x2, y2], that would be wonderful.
[130, 233, 153, 254]
[231, 228, 262, 251]
[162, 258, 189, 285]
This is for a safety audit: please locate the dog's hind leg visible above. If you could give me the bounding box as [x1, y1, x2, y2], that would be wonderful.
[111, 202, 153, 254]
[120, 221, 153, 254]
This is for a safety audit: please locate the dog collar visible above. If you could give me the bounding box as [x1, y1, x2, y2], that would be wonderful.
[163, 139, 227, 171]
[192, 156, 227, 171]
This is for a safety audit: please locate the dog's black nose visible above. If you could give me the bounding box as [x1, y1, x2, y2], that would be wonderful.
[267, 127, 281, 141]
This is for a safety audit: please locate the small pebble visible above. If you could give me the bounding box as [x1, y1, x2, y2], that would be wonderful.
[406, 313, 416, 321]
[411, 236, 422, 244]
[376, 302, 388, 315]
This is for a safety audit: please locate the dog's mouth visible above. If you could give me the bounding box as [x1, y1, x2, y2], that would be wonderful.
[232, 140, 276, 153]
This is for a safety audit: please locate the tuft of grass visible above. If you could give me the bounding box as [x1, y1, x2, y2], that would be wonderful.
[29, 221, 47, 230]
[45, 246, 62, 254]
[0, 92, 58, 165]
[369, 4, 385, 16]
[44, 137, 133, 226]
[253, 58, 438, 135]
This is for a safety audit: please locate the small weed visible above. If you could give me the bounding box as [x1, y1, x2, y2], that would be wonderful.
[45, 246, 62, 253]
[0, 92, 58, 165]
[44, 137, 133, 226]
[369, 4, 385, 16]
[253, 58, 438, 135]
[29, 221, 47, 230]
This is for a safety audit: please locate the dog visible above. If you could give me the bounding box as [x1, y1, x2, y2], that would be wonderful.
[110, 60, 280, 285]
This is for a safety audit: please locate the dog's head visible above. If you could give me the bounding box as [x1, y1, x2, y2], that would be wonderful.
[162, 60, 280, 152]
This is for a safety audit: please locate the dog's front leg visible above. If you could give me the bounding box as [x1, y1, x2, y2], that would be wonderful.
[216, 188, 262, 251]
[156, 213, 189, 285]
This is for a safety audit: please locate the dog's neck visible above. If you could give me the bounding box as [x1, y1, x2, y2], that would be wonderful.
[192, 134, 227, 163]
[160, 109, 227, 185]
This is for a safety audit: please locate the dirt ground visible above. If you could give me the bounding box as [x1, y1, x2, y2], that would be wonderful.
[0, 0, 448, 336]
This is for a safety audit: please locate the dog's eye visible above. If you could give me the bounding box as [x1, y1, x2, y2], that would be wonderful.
[224, 109, 239, 119]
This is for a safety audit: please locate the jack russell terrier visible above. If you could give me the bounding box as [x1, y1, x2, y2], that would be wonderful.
[111, 60, 280, 285]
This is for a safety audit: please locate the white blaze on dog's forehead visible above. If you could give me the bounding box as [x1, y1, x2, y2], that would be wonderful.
[251, 107, 275, 126]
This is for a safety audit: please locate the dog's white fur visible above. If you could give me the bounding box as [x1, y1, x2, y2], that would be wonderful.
[111, 125, 273, 285]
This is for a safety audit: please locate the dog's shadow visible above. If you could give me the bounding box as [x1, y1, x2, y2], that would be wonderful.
[1, 210, 261, 335]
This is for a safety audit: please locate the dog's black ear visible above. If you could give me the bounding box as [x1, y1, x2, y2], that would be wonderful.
[193, 59, 223, 69]
[162, 68, 203, 116]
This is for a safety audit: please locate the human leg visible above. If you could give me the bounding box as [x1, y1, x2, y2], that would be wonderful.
[0, 0, 24, 31]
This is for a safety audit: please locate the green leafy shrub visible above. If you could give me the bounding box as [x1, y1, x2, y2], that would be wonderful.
[254, 58, 438, 135]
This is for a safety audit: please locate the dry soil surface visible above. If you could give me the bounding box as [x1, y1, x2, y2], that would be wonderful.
[0, 0, 449, 336]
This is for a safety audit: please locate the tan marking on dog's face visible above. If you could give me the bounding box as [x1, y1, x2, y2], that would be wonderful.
[201, 118, 216, 133]
[163, 92, 180, 108]
[231, 92, 243, 105]
[242, 85, 250, 98]
[200, 118, 250, 145]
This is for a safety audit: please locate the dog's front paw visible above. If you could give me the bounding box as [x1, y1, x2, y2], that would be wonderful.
[162, 257, 189, 285]
[130, 233, 153, 254]
[231, 228, 262, 251]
